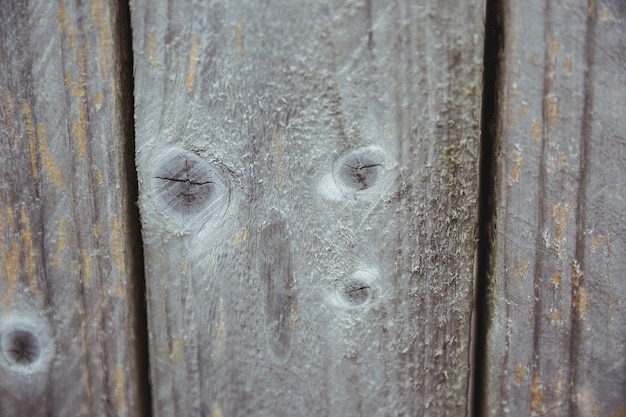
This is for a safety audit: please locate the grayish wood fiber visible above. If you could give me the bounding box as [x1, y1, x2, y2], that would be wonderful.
[486, 1, 626, 416]
[0, 1, 145, 416]
[132, 0, 483, 416]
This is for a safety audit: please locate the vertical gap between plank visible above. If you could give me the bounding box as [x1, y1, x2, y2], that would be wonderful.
[115, 0, 153, 415]
[472, 0, 504, 416]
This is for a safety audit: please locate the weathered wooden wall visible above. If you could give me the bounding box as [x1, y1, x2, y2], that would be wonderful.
[485, 0, 626, 416]
[0, 1, 147, 416]
[131, 0, 483, 416]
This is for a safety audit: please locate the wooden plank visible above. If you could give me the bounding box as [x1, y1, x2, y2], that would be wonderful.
[485, 1, 626, 416]
[132, 1, 484, 415]
[0, 1, 147, 416]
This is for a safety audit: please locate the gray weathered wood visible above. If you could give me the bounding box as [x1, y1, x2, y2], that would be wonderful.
[486, 1, 626, 415]
[132, 0, 483, 415]
[0, 1, 146, 416]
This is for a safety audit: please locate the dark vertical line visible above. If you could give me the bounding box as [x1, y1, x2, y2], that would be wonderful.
[472, 0, 504, 415]
[568, 7, 595, 417]
[114, 1, 153, 416]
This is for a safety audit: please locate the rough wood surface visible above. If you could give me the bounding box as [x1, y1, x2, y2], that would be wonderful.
[0, 1, 146, 416]
[486, 1, 626, 416]
[131, 0, 483, 416]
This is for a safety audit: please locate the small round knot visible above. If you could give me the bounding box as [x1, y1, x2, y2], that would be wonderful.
[0, 314, 54, 374]
[151, 149, 230, 219]
[334, 147, 385, 192]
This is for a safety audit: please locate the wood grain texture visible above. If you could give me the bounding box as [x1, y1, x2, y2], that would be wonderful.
[486, 0, 626, 416]
[132, 1, 483, 416]
[0, 1, 146, 416]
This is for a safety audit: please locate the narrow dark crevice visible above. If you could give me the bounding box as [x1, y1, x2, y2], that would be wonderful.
[115, 1, 153, 416]
[472, 0, 504, 416]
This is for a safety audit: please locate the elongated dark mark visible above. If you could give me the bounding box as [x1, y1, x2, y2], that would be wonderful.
[115, 0, 152, 414]
[472, 0, 503, 414]
[568, 7, 596, 417]
[258, 214, 295, 360]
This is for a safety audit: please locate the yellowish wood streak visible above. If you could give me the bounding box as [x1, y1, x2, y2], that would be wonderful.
[21, 100, 39, 179]
[590, 234, 602, 253]
[57, 3, 76, 50]
[611, 405, 626, 417]
[212, 403, 223, 417]
[546, 95, 558, 127]
[530, 371, 546, 416]
[599, 5, 614, 22]
[553, 370, 564, 412]
[71, 84, 88, 160]
[94, 92, 103, 110]
[552, 269, 561, 289]
[273, 125, 286, 190]
[508, 83, 519, 128]
[92, 223, 103, 239]
[520, 100, 527, 118]
[549, 308, 561, 325]
[577, 388, 602, 417]
[170, 337, 185, 364]
[551, 203, 569, 259]
[53, 220, 68, 268]
[91, 0, 111, 78]
[1, 208, 18, 309]
[80, 316, 93, 399]
[588, 0, 595, 18]
[147, 31, 162, 67]
[563, 56, 573, 77]
[37, 124, 65, 188]
[112, 219, 124, 270]
[20, 208, 39, 298]
[114, 365, 127, 416]
[514, 361, 526, 387]
[235, 21, 244, 56]
[512, 257, 528, 293]
[532, 119, 541, 144]
[213, 298, 225, 358]
[82, 249, 92, 286]
[572, 259, 587, 319]
[231, 226, 249, 247]
[507, 145, 524, 186]
[185, 34, 200, 93]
